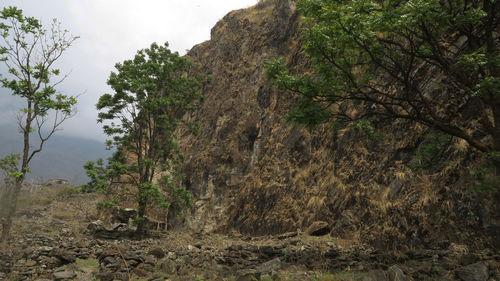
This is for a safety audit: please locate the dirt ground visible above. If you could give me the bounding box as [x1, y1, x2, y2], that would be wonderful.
[0, 185, 498, 281]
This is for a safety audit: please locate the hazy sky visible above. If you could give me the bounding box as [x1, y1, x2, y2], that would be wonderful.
[0, 0, 258, 141]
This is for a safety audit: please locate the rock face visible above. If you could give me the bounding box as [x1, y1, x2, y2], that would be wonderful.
[175, 0, 497, 249]
[455, 262, 489, 281]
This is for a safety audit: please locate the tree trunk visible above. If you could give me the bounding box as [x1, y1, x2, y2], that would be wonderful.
[0, 177, 24, 246]
[1, 121, 30, 246]
[135, 198, 147, 238]
[164, 208, 169, 232]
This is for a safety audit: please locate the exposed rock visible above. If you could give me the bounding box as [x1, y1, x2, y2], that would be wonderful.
[455, 262, 489, 281]
[324, 247, 340, 258]
[159, 259, 177, 275]
[113, 272, 130, 281]
[111, 207, 137, 223]
[363, 265, 411, 281]
[134, 267, 148, 277]
[389, 179, 403, 201]
[307, 221, 330, 236]
[52, 248, 76, 263]
[148, 247, 165, 259]
[95, 271, 114, 281]
[173, 0, 497, 252]
[87, 220, 135, 239]
[387, 265, 412, 281]
[75, 274, 97, 281]
[277, 231, 297, 239]
[254, 257, 281, 273]
[52, 270, 77, 280]
[238, 257, 281, 280]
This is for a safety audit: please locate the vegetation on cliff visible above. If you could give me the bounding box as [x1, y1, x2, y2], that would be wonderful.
[266, 0, 500, 175]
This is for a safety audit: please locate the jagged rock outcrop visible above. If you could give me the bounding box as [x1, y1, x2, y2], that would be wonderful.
[175, 0, 498, 250]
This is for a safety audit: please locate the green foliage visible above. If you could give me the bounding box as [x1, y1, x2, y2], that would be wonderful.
[266, 0, 500, 158]
[411, 134, 453, 172]
[158, 171, 193, 217]
[471, 167, 500, 194]
[0, 6, 78, 183]
[81, 158, 111, 193]
[0, 154, 20, 184]
[96, 42, 205, 233]
[351, 118, 387, 143]
[96, 199, 120, 210]
[0, 7, 78, 120]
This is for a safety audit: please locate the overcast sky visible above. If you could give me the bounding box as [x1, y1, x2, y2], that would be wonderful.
[0, 0, 258, 142]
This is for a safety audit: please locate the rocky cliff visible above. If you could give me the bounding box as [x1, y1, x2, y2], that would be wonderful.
[176, 0, 498, 250]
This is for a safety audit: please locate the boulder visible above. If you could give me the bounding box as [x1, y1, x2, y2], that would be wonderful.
[87, 220, 135, 239]
[387, 265, 412, 281]
[52, 248, 77, 263]
[148, 247, 165, 259]
[455, 262, 489, 281]
[95, 271, 114, 281]
[159, 259, 177, 275]
[254, 257, 281, 274]
[237, 258, 281, 280]
[362, 265, 411, 281]
[307, 221, 330, 236]
[52, 270, 77, 280]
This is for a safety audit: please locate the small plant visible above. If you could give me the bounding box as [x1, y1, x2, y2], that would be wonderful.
[96, 199, 120, 210]
[351, 118, 387, 143]
[76, 258, 99, 269]
[471, 167, 500, 194]
[411, 134, 453, 172]
[311, 273, 339, 281]
[56, 186, 80, 197]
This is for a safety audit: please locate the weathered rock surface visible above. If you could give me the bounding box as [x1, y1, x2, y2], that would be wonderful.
[52, 270, 77, 280]
[306, 221, 330, 236]
[363, 266, 412, 281]
[87, 220, 135, 239]
[174, 0, 498, 251]
[455, 262, 489, 281]
[1, 0, 499, 280]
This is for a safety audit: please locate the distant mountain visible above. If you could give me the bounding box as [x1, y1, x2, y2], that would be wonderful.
[0, 123, 111, 186]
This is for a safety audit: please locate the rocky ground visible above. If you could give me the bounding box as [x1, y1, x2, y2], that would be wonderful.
[0, 185, 498, 281]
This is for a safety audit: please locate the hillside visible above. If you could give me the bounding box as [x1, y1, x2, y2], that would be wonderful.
[175, 0, 498, 251]
[0, 0, 498, 280]
[0, 123, 111, 185]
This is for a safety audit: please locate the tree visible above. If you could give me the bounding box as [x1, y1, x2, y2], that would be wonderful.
[96, 42, 204, 236]
[0, 7, 78, 243]
[80, 158, 112, 193]
[266, 0, 500, 172]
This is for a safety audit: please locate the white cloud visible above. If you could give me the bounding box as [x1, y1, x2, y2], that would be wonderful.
[0, 0, 258, 141]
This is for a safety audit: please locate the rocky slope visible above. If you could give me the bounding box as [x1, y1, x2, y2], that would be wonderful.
[175, 0, 499, 252]
[1, 1, 499, 280]
[1, 187, 499, 281]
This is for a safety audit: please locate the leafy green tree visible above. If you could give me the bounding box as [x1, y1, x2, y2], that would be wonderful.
[266, 0, 500, 172]
[0, 7, 78, 243]
[96, 42, 204, 235]
[81, 158, 111, 193]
